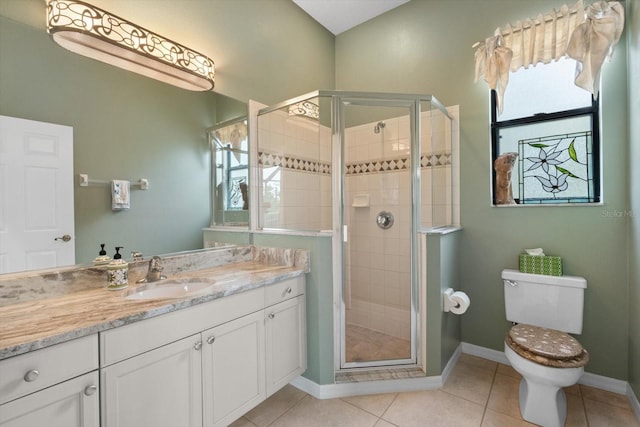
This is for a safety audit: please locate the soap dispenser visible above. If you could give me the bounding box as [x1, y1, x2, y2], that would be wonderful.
[107, 246, 129, 290]
[93, 243, 111, 266]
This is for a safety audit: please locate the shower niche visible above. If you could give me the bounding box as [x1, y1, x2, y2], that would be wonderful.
[256, 91, 457, 375]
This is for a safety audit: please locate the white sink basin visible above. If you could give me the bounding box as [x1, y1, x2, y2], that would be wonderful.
[125, 278, 216, 300]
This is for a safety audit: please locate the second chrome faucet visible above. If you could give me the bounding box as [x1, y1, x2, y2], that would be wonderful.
[137, 256, 167, 283]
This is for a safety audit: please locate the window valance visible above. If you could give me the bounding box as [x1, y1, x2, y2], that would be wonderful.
[474, 1, 624, 113]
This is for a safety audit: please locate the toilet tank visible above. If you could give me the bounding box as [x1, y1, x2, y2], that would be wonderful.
[502, 269, 587, 334]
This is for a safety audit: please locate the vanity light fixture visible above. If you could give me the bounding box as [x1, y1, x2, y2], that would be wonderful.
[288, 100, 320, 120]
[46, 0, 215, 91]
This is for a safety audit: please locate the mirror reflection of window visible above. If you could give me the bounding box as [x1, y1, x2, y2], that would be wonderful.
[208, 118, 249, 227]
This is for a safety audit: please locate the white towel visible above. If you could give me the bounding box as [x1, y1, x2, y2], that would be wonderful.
[112, 180, 130, 210]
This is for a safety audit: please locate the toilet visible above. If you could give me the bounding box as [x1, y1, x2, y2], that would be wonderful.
[502, 269, 589, 427]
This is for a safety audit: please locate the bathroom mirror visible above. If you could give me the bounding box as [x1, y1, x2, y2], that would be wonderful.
[209, 117, 250, 228]
[0, 14, 248, 274]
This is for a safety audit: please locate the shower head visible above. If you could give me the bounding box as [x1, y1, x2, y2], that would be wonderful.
[374, 121, 386, 133]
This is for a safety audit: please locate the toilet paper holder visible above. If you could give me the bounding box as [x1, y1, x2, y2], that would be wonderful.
[443, 288, 470, 314]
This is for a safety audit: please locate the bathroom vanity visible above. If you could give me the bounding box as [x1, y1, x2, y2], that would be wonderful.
[0, 246, 308, 427]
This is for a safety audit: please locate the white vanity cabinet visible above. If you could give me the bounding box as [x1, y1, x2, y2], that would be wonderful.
[100, 275, 305, 427]
[101, 334, 203, 427]
[264, 279, 307, 397]
[202, 310, 266, 427]
[0, 335, 99, 427]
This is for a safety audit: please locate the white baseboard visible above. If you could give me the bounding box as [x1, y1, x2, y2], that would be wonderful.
[292, 340, 639, 415]
[461, 342, 509, 365]
[290, 374, 442, 399]
[629, 383, 640, 421]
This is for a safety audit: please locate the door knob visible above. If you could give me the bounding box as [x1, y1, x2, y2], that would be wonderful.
[54, 234, 72, 242]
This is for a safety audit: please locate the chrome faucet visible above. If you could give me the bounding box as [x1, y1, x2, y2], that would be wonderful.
[137, 256, 167, 283]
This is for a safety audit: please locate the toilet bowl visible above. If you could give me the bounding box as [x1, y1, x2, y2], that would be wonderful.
[504, 324, 589, 427]
[502, 270, 588, 427]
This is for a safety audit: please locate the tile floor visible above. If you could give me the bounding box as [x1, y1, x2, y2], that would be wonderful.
[231, 354, 640, 427]
[345, 325, 411, 363]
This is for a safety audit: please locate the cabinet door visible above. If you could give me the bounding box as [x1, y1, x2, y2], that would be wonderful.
[202, 310, 265, 427]
[265, 295, 307, 397]
[0, 371, 98, 427]
[101, 334, 202, 427]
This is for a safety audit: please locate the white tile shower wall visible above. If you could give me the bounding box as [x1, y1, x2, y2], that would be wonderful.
[345, 112, 413, 339]
[258, 106, 332, 230]
[344, 107, 459, 338]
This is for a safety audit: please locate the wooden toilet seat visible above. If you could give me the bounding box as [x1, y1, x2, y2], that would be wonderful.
[506, 323, 589, 368]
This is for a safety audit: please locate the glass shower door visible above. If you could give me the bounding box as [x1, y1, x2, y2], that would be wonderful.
[340, 100, 417, 369]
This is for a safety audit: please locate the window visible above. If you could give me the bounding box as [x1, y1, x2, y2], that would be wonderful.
[209, 118, 249, 227]
[491, 58, 600, 205]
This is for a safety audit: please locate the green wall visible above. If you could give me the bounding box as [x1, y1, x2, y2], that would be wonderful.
[336, 0, 631, 381]
[628, 0, 640, 400]
[425, 231, 462, 376]
[210, 233, 333, 386]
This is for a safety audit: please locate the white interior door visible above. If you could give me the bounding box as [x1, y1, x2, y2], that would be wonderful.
[0, 115, 74, 274]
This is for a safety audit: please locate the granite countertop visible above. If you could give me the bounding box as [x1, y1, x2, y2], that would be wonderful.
[0, 261, 306, 360]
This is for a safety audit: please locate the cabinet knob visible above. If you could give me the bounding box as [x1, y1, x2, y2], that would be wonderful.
[268, 312, 276, 319]
[23, 369, 39, 382]
[285, 287, 292, 294]
[194, 341, 203, 351]
[84, 385, 97, 396]
[206, 336, 215, 344]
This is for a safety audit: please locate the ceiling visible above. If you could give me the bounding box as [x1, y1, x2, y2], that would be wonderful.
[292, 0, 410, 35]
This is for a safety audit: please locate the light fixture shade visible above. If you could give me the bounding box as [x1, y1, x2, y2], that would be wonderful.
[288, 100, 319, 120]
[47, 0, 215, 91]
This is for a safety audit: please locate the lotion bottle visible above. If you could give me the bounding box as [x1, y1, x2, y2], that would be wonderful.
[107, 246, 129, 290]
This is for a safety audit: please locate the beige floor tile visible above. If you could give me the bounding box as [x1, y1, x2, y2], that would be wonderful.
[346, 325, 411, 363]
[565, 390, 588, 427]
[481, 409, 537, 427]
[487, 373, 524, 420]
[243, 384, 307, 427]
[459, 353, 499, 373]
[382, 389, 484, 427]
[443, 359, 496, 405]
[374, 419, 398, 427]
[341, 393, 398, 417]
[229, 416, 257, 427]
[496, 363, 520, 379]
[270, 395, 379, 427]
[580, 385, 634, 409]
[564, 383, 581, 396]
[584, 398, 640, 427]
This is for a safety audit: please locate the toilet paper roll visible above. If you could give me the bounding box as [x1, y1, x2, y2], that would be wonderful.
[449, 291, 470, 315]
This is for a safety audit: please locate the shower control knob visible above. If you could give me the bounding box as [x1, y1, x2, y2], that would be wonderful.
[376, 211, 394, 230]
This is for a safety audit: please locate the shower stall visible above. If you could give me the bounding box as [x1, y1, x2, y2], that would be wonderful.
[256, 91, 456, 378]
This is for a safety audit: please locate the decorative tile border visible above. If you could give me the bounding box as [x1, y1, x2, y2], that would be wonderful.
[258, 151, 451, 176]
[347, 151, 451, 175]
[258, 151, 331, 175]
